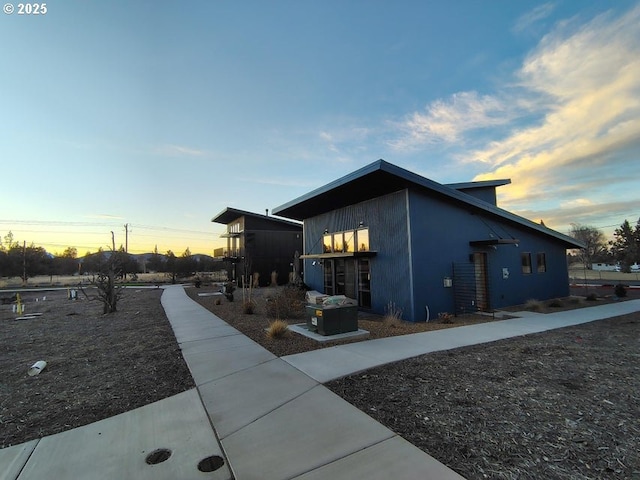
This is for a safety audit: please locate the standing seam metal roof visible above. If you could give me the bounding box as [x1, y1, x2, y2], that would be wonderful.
[271, 159, 584, 249]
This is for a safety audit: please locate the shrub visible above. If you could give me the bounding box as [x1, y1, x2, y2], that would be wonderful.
[438, 312, 453, 324]
[547, 298, 563, 308]
[383, 301, 403, 327]
[585, 293, 598, 301]
[524, 299, 543, 311]
[266, 319, 289, 339]
[614, 284, 627, 298]
[265, 287, 306, 319]
[214, 298, 222, 305]
[568, 297, 583, 305]
[242, 300, 256, 314]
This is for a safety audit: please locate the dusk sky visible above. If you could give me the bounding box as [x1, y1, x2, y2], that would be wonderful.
[1, 1, 639, 255]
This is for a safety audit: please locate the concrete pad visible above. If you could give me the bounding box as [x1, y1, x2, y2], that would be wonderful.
[282, 346, 379, 383]
[179, 334, 260, 355]
[289, 323, 370, 343]
[291, 436, 465, 480]
[222, 385, 394, 480]
[183, 345, 276, 386]
[199, 358, 318, 439]
[0, 440, 38, 480]
[17, 389, 231, 480]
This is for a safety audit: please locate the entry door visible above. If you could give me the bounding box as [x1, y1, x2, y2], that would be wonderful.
[334, 258, 356, 299]
[357, 259, 371, 308]
[473, 252, 489, 311]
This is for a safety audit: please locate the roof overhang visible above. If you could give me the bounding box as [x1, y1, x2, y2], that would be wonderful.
[273, 159, 585, 250]
[300, 251, 378, 259]
[212, 207, 302, 228]
[469, 239, 520, 247]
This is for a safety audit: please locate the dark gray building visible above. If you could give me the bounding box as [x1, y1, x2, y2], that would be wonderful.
[212, 208, 303, 286]
[273, 160, 583, 321]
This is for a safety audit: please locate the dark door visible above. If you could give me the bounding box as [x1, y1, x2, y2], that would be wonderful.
[473, 252, 489, 311]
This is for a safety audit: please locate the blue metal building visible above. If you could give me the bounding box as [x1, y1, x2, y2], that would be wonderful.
[272, 160, 584, 322]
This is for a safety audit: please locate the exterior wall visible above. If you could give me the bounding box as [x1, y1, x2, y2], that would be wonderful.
[303, 190, 412, 317]
[244, 230, 302, 285]
[302, 188, 571, 322]
[455, 186, 497, 206]
[407, 189, 570, 319]
[225, 215, 302, 286]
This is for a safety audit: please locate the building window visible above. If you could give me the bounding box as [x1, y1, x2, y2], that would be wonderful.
[323, 234, 332, 253]
[357, 228, 369, 252]
[333, 233, 344, 253]
[344, 230, 355, 253]
[521, 253, 532, 274]
[537, 253, 547, 273]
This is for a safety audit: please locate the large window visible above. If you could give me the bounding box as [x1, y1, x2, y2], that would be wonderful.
[537, 252, 547, 273]
[333, 233, 343, 253]
[322, 228, 369, 253]
[521, 252, 532, 274]
[323, 234, 332, 253]
[344, 230, 355, 253]
[357, 228, 369, 252]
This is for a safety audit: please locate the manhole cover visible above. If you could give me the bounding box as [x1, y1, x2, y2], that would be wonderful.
[145, 448, 172, 465]
[198, 455, 225, 472]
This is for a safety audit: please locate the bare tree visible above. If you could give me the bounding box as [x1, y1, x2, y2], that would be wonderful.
[82, 232, 123, 314]
[569, 224, 608, 269]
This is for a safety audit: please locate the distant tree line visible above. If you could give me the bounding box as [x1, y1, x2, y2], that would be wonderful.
[0, 232, 222, 283]
[568, 217, 640, 271]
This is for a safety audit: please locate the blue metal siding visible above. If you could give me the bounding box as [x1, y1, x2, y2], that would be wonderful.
[303, 187, 571, 322]
[407, 189, 570, 318]
[302, 190, 412, 318]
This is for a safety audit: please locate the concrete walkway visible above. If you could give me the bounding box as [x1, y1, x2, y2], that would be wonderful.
[2, 287, 638, 479]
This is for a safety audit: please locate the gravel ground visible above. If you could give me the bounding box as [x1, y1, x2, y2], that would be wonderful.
[3, 281, 638, 480]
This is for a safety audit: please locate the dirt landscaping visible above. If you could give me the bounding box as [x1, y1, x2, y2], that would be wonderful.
[1, 282, 639, 480]
[185, 285, 503, 357]
[327, 312, 640, 479]
[0, 288, 193, 449]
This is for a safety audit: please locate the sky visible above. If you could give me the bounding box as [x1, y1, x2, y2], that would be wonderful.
[1, 0, 639, 256]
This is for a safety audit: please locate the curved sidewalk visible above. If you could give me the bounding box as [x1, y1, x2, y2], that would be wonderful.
[283, 298, 640, 383]
[161, 285, 464, 480]
[2, 287, 637, 479]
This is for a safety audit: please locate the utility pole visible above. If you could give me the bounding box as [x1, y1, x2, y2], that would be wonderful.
[124, 223, 129, 253]
[22, 240, 26, 287]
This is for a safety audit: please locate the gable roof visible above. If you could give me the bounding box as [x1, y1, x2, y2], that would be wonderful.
[211, 207, 302, 228]
[272, 159, 584, 248]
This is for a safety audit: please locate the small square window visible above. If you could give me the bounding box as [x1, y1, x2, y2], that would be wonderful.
[521, 252, 532, 274]
[537, 253, 547, 273]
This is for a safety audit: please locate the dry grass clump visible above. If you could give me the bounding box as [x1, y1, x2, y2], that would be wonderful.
[242, 300, 256, 314]
[265, 287, 306, 319]
[438, 312, 454, 324]
[524, 299, 543, 311]
[383, 301, 403, 327]
[546, 298, 563, 308]
[266, 319, 290, 339]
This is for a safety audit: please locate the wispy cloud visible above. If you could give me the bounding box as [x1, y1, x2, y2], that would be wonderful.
[471, 4, 640, 210]
[512, 3, 556, 34]
[153, 144, 206, 157]
[390, 91, 514, 150]
[389, 4, 640, 234]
